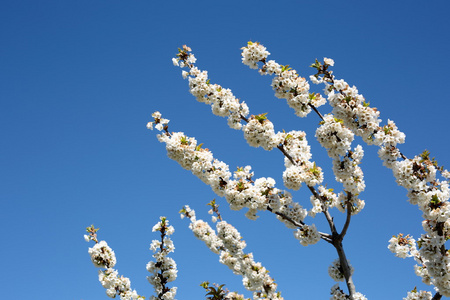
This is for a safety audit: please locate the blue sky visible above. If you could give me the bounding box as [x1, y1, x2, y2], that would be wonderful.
[2, 1, 450, 299]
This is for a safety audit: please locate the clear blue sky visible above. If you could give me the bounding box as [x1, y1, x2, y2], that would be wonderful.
[2, 1, 450, 299]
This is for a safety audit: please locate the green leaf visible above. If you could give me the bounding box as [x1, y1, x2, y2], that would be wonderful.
[420, 149, 430, 161]
[334, 117, 344, 124]
[254, 113, 268, 123]
[430, 194, 441, 206]
[180, 136, 190, 145]
[207, 199, 217, 207]
[310, 59, 321, 69]
[281, 64, 292, 72]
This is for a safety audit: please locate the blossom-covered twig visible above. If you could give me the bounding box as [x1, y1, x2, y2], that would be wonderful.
[149, 112, 328, 246]
[85, 225, 144, 300]
[147, 217, 178, 300]
[181, 205, 283, 300]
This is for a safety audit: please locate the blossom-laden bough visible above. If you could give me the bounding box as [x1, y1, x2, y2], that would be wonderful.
[85, 218, 177, 300]
[87, 41, 450, 300]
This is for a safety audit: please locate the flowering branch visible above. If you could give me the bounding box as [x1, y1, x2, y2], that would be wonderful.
[87, 41, 450, 300]
[149, 112, 330, 246]
[85, 225, 144, 300]
[240, 41, 450, 298]
[171, 44, 369, 299]
[180, 205, 283, 300]
[147, 217, 178, 300]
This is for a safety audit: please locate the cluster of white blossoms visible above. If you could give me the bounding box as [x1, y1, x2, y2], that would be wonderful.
[150, 112, 328, 249]
[387, 234, 418, 259]
[149, 112, 313, 232]
[86, 42, 450, 299]
[85, 226, 144, 300]
[293, 224, 321, 246]
[97, 269, 142, 300]
[147, 111, 169, 131]
[173, 45, 249, 131]
[315, 114, 366, 214]
[147, 217, 178, 300]
[173, 44, 292, 155]
[181, 206, 283, 300]
[245, 42, 450, 297]
[181, 206, 224, 254]
[332, 145, 366, 196]
[225, 167, 278, 219]
[85, 220, 177, 300]
[393, 156, 437, 191]
[328, 259, 354, 282]
[374, 120, 406, 167]
[173, 46, 330, 202]
[403, 288, 432, 300]
[309, 185, 339, 218]
[316, 114, 354, 159]
[309, 58, 407, 171]
[324, 77, 407, 171]
[88, 240, 117, 268]
[416, 230, 450, 295]
[281, 130, 324, 190]
[241, 41, 326, 118]
[225, 291, 249, 300]
[305, 51, 450, 296]
[389, 164, 450, 294]
[324, 79, 382, 146]
[148, 43, 450, 298]
[241, 41, 270, 70]
[150, 117, 231, 197]
[240, 45, 368, 217]
[388, 152, 450, 295]
[240, 44, 368, 219]
[330, 284, 367, 300]
[172, 45, 197, 68]
[242, 114, 283, 151]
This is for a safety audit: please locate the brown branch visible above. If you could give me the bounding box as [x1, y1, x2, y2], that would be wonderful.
[333, 239, 356, 299]
[432, 292, 442, 300]
[321, 207, 338, 236]
[340, 196, 353, 239]
[276, 144, 296, 165]
[267, 207, 333, 243]
[308, 103, 325, 122]
[266, 206, 304, 227]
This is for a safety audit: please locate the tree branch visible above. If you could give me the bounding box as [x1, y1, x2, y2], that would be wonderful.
[340, 197, 353, 239]
[432, 292, 442, 300]
[267, 207, 333, 243]
[308, 103, 325, 121]
[333, 240, 356, 299]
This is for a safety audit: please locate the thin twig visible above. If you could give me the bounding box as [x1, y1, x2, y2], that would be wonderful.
[308, 103, 325, 121]
[276, 145, 296, 165]
[267, 207, 333, 243]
